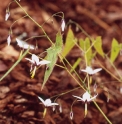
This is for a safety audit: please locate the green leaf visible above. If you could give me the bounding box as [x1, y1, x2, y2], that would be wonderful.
[42, 31, 63, 90]
[61, 27, 77, 58]
[79, 38, 92, 66]
[110, 38, 120, 63]
[70, 58, 82, 73]
[92, 36, 104, 58]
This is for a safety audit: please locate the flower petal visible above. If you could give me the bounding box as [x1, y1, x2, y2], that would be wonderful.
[5, 12, 10, 21]
[38, 60, 50, 66]
[80, 69, 87, 73]
[72, 95, 85, 102]
[16, 38, 35, 49]
[32, 54, 39, 64]
[38, 96, 45, 105]
[52, 106, 56, 111]
[59, 104, 62, 113]
[88, 94, 98, 102]
[93, 68, 102, 74]
[23, 44, 35, 49]
[61, 19, 65, 31]
[25, 58, 34, 64]
[7, 35, 11, 46]
[47, 103, 59, 107]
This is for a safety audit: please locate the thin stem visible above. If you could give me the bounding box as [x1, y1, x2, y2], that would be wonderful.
[51, 86, 81, 99]
[14, 0, 53, 45]
[96, 56, 122, 83]
[0, 48, 29, 81]
[41, 11, 64, 27]
[105, 54, 122, 81]
[59, 55, 87, 89]
[87, 75, 90, 93]
[10, 15, 28, 34]
[68, 20, 112, 123]
[69, 20, 98, 53]
[93, 101, 112, 124]
[6, 1, 15, 12]
[24, 35, 46, 42]
[13, 2, 112, 123]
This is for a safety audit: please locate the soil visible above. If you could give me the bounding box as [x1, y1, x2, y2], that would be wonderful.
[0, 0, 122, 124]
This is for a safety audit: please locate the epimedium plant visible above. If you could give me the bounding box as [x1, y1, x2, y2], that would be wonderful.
[1, 0, 122, 123]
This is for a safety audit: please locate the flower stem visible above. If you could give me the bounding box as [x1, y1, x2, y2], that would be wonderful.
[14, 0, 53, 45]
[0, 48, 29, 81]
[93, 101, 112, 124]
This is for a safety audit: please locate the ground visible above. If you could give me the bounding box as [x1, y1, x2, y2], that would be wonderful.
[0, 0, 122, 124]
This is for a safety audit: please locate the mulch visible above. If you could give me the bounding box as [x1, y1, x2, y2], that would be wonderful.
[0, 0, 122, 123]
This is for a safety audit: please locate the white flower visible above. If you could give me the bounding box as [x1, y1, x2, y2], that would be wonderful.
[73, 91, 98, 102]
[16, 38, 35, 50]
[73, 91, 98, 117]
[25, 54, 50, 67]
[5, 11, 10, 21]
[7, 35, 11, 46]
[81, 66, 102, 75]
[25, 54, 50, 78]
[38, 97, 59, 107]
[61, 19, 65, 31]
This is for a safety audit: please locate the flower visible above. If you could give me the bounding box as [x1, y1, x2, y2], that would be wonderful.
[38, 96, 59, 107]
[5, 11, 10, 21]
[25, 54, 50, 78]
[16, 38, 35, 50]
[70, 111, 73, 120]
[73, 91, 98, 117]
[25, 54, 50, 67]
[38, 97, 59, 118]
[61, 19, 65, 31]
[7, 35, 11, 46]
[81, 66, 102, 75]
[73, 91, 98, 103]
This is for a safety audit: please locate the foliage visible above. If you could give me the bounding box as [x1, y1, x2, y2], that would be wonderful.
[2, 1, 122, 124]
[42, 31, 63, 90]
